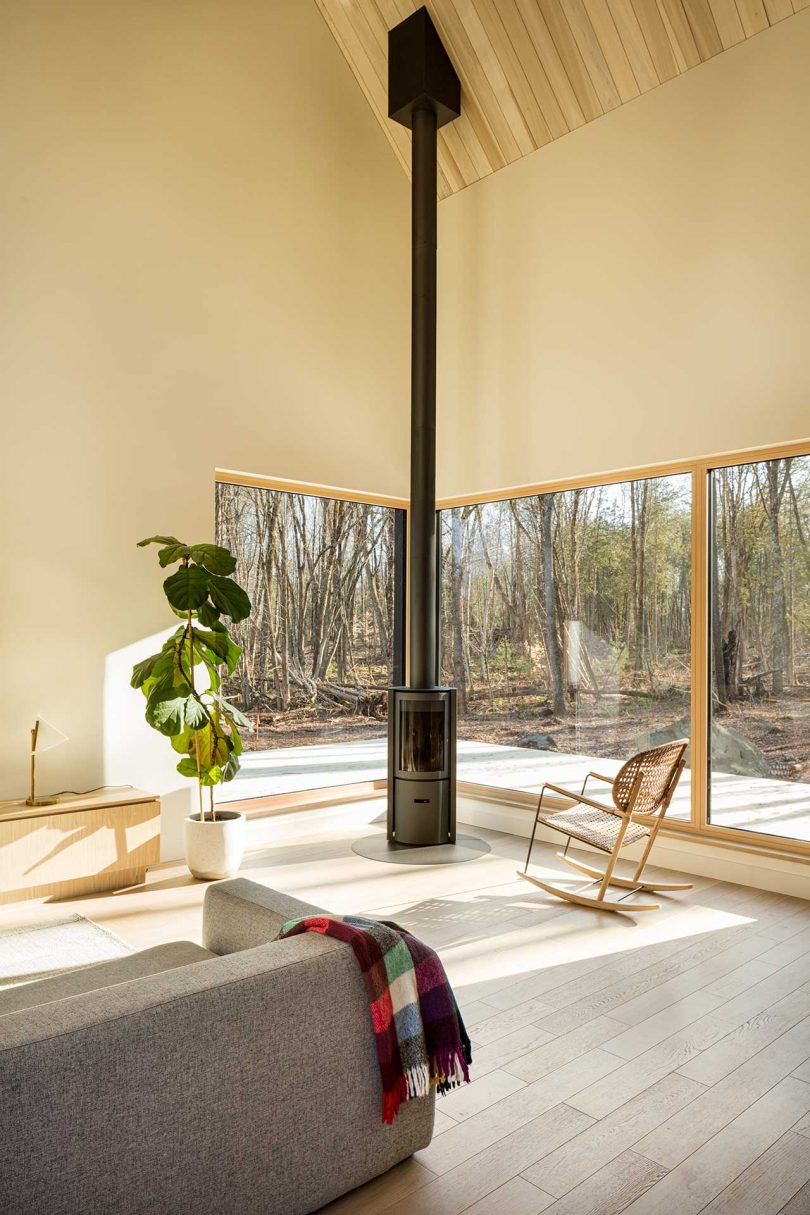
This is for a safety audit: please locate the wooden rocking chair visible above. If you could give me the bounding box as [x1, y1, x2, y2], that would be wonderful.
[517, 738, 690, 913]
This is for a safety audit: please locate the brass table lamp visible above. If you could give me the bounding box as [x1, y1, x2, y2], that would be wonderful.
[26, 717, 68, 807]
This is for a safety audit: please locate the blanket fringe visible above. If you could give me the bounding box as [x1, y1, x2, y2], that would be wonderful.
[431, 1046, 471, 1096]
[383, 1074, 410, 1126]
[385, 1047, 470, 1122]
[405, 1062, 431, 1099]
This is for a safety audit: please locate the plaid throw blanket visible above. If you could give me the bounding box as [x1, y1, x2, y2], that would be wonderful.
[279, 915, 472, 1124]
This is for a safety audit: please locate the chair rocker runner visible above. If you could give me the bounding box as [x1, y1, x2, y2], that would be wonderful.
[518, 739, 690, 913]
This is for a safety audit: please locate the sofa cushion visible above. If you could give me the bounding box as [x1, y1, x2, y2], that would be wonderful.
[0, 940, 215, 1017]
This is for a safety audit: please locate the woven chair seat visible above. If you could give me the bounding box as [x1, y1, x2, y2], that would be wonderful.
[538, 804, 650, 854]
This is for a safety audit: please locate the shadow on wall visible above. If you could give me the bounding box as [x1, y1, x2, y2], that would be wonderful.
[104, 629, 194, 862]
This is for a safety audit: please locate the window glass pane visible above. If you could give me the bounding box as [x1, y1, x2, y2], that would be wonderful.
[709, 456, 810, 842]
[214, 482, 402, 800]
[440, 475, 692, 819]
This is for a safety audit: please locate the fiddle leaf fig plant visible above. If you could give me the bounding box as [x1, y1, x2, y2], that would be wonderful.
[133, 536, 252, 821]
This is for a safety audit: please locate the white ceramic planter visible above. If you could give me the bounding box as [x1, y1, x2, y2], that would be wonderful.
[184, 809, 246, 880]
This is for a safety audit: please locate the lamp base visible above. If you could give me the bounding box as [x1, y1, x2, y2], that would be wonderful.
[25, 796, 59, 808]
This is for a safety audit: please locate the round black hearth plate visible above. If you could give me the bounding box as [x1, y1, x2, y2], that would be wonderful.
[352, 833, 491, 866]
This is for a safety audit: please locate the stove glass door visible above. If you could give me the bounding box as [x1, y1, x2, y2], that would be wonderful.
[398, 699, 446, 776]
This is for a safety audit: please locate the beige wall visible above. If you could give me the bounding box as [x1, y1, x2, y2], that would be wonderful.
[4, 0, 809, 830]
[0, 0, 410, 812]
[437, 13, 810, 500]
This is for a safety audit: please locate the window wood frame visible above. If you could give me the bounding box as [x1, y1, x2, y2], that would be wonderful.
[437, 438, 810, 861]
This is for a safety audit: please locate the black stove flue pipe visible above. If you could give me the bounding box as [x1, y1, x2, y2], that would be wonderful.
[389, 8, 460, 688]
[409, 103, 438, 687]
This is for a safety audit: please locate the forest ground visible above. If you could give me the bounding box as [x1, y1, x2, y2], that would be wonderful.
[242, 687, 809, 782]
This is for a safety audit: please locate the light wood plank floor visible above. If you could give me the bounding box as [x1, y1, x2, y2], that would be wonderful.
[3, 799, 810, 1214]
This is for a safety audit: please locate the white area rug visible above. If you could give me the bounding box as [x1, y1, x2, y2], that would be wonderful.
[0, 914, 134, 990]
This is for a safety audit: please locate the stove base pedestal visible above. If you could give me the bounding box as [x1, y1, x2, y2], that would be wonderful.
[352, 833, 490, 866]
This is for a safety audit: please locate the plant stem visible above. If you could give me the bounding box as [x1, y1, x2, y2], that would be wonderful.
[187, 598, 204, 822]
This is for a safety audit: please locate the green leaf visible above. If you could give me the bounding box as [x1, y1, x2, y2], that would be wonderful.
[188, 544, 237, 577]
[138, 535, 182, 548]
[223, 638, 242, 676]
[191, 723, 212, 767]
[140, 673, 162, 700]
[227, 721, 244, 755]
[144, 684, 189, 736]
[167, 632, 219, 692]
[211, 693, 252, 730]
[182, 630, 217, 682]
[160, 634, 194, 688]
[163, 563, 210, 611]
[184, 694, 210, 730]
[195, 629, 230, 661]
[221, 751, 241, 782]
[197, 630, 241, 676]
[199, 764, 224, 787]
[192, 647, 222, 692]
[207, 575, 251, 623]
[158, 543, 191, 568]
[194, 723, 231, 769]
[131, 652, 162, 689]
[176, 757, 199, 778]
[170, 726, 195, 755]
[197, 601, 225, 631]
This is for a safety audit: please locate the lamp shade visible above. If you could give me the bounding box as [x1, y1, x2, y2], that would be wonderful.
[32, 717, 68, 754]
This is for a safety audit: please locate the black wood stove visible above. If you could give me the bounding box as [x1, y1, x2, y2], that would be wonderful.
[388, 687, 456, 845]
[386, 10, 461, 847]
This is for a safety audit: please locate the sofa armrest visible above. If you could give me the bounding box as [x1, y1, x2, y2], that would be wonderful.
[203, 877, 327, 954]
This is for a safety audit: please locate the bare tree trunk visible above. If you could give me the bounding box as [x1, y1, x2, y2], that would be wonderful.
[629, 481, 649, 681]
[711, 476, 728, 705]
[450, 508, 468, 714]
[540, 496, 565, 717]
[279, 570, 291, 711]
[766, 460, 789, 694]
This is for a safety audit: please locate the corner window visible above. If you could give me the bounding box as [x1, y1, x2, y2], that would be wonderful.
[215, 480, 405, 800]
[440, 475, 692, 816]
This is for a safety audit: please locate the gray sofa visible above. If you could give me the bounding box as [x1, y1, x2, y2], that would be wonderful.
[0, 880, 435, 1214]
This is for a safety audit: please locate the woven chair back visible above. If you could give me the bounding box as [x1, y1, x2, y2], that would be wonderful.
[611, 739, 688, 816]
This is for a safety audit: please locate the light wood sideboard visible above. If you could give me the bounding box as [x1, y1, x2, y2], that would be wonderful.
[0, 787, 160, 904]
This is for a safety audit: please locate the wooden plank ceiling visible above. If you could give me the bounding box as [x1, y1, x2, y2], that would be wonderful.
[316, 0, 806, 197]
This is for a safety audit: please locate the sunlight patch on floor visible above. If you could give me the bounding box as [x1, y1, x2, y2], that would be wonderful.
[439, 901, 754, 988]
